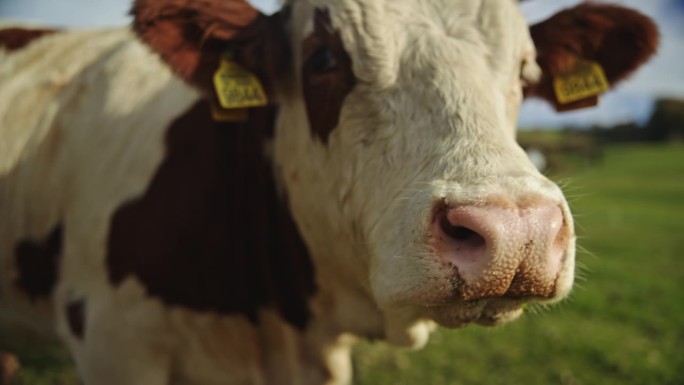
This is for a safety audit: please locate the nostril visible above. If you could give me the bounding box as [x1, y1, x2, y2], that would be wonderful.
[447, 225, 476, 241]
[438, 211, 486, 249]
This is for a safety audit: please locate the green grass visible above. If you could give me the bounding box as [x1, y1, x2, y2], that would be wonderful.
[353, 143, 684, 385]
[2, 144, 683, 384]
[0, 330, 77, 385]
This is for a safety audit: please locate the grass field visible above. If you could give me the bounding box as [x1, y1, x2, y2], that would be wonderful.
[2, 143, 683, 384]
[353, 143, 684, 385]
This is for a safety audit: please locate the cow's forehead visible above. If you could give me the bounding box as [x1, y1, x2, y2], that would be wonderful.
[296, 0, 534, 86]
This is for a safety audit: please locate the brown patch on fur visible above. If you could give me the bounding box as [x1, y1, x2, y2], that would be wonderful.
[0, 28, 57, 52]
[14, 224, 63, 300]
[477, 195, 518, 210]
[505, 267, 555, 299]
[302, 9, 356, 144]
[0, 352, 20, 385]
[107, 101, 316, 329]
[451, 264, 556, 301]
[131, 0, 290, 100]
[66, 299, 86, 340]
[515, 194, 554, 209]
[526, 4, 660, 108]
[457, 279, 511, 302]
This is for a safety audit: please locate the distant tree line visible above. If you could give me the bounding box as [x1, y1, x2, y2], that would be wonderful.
[591, 98, 684, 143]
[517, 97, 682, 172]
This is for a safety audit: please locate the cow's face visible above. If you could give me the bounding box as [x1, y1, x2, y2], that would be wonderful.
[132, 0, 658, 345]
[276, 0, 567, 341]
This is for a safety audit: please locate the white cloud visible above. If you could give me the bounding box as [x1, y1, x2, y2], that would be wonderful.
[248, 0, 284, 15]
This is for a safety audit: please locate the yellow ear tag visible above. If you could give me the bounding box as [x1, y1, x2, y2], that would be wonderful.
[553, 60, 610, 105]
[213, 55, 268, 109]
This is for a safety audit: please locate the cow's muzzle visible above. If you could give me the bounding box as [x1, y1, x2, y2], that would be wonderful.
[430, 196, 572, 302]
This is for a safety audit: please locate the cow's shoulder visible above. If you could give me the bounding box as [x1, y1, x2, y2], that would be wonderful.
[0, 27, 197, 313]
[106, 101, 318, 330]
[0, 27, 163, 174]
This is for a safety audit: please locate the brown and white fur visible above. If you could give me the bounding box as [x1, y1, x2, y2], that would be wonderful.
[0, 1, 658, 384]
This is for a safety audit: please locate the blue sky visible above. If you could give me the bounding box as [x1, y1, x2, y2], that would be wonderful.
[1, 0, 682, 129]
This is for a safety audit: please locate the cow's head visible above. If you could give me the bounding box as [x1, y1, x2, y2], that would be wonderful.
[131, 0, 658, 346]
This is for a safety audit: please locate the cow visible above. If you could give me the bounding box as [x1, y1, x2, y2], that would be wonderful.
[0, 1, 658, 384]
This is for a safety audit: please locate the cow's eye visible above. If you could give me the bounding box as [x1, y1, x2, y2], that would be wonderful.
[308, 47, 337, 73]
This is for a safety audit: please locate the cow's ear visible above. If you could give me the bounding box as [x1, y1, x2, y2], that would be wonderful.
[525, 4, 659, 111]
[131, 0, 289, 97]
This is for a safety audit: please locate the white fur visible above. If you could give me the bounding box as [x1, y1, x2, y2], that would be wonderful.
[0, 0, 575, 383]
[275, 0, 573, 347]
[0, 27, 352, 385]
